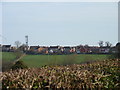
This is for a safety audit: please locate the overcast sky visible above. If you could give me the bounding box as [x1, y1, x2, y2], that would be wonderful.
[1, 2, 118, 46]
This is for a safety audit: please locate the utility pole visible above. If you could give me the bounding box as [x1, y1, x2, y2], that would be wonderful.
[25, 35, 28, 51]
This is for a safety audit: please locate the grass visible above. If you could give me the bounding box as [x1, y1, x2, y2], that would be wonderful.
[2, 52, 17, 62]
[20, 54, 109, 68]
[2, 52, 21, 71]
[2, 52, 110, 68]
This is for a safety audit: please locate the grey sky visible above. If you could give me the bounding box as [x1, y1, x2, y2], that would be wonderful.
[1, 2, 118, 46]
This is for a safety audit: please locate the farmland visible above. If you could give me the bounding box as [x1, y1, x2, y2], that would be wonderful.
[20, 54, 109, 68]
[2, 52, 110, 68]
[2, 52, 22, 71]
[2, 52, 17, 62]
[1, 52, 120, 89]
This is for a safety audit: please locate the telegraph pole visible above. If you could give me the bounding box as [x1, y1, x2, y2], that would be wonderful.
[25, 35, 28, 51]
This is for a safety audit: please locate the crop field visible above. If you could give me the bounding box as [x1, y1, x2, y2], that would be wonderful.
[2, 52, 110, 68]
[20, 54, 109, 68]
[2, 52, 17, 62]
[1, 59, 120, 89]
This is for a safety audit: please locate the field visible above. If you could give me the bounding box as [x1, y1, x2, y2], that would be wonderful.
[1, 52, 120, 89]
[20, 54, 109, 68]
[2, 52, 110, 68]
[2, 52, 17, 62]
[2, 52, 22, 71]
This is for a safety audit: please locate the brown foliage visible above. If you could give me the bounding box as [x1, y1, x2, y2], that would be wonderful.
[1, 59, 120, 89]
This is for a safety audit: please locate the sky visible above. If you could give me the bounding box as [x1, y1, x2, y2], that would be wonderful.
[1, 2, 118, 46]
[1, 0, 119, 2]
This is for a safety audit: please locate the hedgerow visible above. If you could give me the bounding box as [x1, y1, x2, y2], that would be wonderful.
[0, 59, 120, 89]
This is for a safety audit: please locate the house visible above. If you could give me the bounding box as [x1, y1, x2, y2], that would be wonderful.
[10, 46, 17, 52]
[29, 46, 40, 52]
[49, 46, 60, 54]
[75, 46, 81, 54]
[38, 46, 49, 54]
[90, 46, 99, 54]
[63, 46, 71, 54]
[99, 46, 110, 54]
[2, 45, 11, 52]
[19, 45, 29, 52]
[76, 45, 88, 54]
[70, 47, 76, 53]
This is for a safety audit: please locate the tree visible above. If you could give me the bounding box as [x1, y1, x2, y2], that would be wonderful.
[110, 42, 120, 59]
[105, 41, 112, 47]
[19, 44, 26, 51]
[116, 42, 120, 58]
[84, 44, 89, 47]
[14, 41, 21, 49]
[116, 42, 120, 51]
[98, 41, 104, 47]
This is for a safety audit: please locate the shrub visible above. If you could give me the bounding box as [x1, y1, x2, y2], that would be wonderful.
[1, 59, 120, 89]
[109, 43, 120, 59]
[11, 61, 28, 70]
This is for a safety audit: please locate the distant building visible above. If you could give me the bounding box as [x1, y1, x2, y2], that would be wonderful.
[19, 45, 29, 52]
[63, 46, 71, 54]
[10, 46, 17, 52]
[38, 46, 48, 54]
[70, 47, 76, 53]
[2, 45, 11, 52]
[90, 46, 99, 54]
[49, 46, 60, 54]
[99, 47, 110, 54]
[29, 46, 40, 52]
[76, 45, 88, 54]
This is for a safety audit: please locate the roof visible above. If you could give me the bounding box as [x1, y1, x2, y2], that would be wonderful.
[30, 46, 39, 49]
[39, 46, 48, 48]
[64, 46, 71, 49]
[99, 46, 110, 48]
[2, 45, 11, 48]
[50, 46, 59, 48]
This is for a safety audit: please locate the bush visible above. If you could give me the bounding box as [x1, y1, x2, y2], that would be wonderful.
[11, 61, 28, 70]
[116, 43, 120, 58]
[109, 43, 120, 59]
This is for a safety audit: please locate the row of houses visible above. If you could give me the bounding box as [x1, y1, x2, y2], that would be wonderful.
[0, 45, 16, 52]
[0, 44, 117, 54]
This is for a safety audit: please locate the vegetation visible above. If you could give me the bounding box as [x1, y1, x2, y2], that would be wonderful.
[11, 61, 28, 70]
[2, 52, 17, 71]
[1, 59, 119, 89]
[2, 52, 23, 71]
[116, 42, 120, 58]
[2, 52, 17, 62]
[20, 54, 109, 67]
[109, 42, 120, 59]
